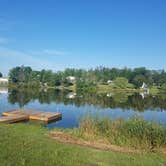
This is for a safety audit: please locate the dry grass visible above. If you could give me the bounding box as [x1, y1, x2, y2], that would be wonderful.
[50, 131, 140, 154]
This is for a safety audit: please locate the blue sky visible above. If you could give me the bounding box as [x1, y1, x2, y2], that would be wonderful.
[0, 0, 166, 74]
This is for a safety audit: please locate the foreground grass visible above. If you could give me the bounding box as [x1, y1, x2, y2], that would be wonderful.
[0, 124, 166, 166]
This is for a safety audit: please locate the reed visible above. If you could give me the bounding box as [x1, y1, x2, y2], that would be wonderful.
[78, 116, 166, 151]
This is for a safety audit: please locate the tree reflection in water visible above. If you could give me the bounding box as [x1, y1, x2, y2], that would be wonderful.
[8, 88, 166, 112]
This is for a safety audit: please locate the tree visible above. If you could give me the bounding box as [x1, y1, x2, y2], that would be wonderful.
[161, 83, 166, 90]
[8, 65, 166, 90]
[114, 77, 129, 89]
[132, 75, 146, 88]
[9, 66, 32, 83]
[0, 72, 2, 77]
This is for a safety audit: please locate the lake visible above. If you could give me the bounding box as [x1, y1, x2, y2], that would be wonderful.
[0, 87, 166, 129]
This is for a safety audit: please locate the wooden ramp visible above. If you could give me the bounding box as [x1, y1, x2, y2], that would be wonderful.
[0, 109, 62, 124]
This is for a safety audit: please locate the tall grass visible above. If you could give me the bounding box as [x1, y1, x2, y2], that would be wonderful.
[78, 116, 166, 151]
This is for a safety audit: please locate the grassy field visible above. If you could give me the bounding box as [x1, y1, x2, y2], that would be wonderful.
[96, 84, 140, 94]
[0, 123, 166, 166]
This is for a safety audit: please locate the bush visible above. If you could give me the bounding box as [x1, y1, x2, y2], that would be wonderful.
[113, 77, 129, 89]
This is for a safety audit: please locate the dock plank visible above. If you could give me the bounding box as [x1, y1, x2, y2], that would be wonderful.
[1, 109, 62, 123]
[0, 115, 29, 124]
[2, 109, 45, 116]
[29, 112, 61, 122]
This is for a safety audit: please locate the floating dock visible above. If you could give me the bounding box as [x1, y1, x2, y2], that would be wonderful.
[0, 109, 62, 124]
[0, 115, 29, 124]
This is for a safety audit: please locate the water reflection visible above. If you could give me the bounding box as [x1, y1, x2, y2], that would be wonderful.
[139, 91, 149, 99]
[0, 87, 8, 94]
[7, 88, 166, 112]
[66, 92, 77, 99]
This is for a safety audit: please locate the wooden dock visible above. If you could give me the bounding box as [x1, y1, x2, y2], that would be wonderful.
[0, 115, 29, 124]
[0, 109, 62, 124]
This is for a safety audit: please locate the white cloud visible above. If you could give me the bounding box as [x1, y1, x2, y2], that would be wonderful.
[43, 49, 68, 56]
[30, 49, 69, 56]
[0, 47, 56, 74]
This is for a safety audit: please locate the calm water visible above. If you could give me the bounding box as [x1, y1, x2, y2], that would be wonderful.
[0, 87, 166, 129]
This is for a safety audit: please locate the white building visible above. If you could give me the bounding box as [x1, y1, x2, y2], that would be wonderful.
[66, 76, 76, 82]
[107, 80, 113, 84]
[140, 82, 148, 89]
[140, 82, 149, 94]
[0, 78, 8, 85]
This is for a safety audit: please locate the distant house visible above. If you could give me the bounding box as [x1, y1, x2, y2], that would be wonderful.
[140, 82, 149, 94]
[44, 83, 48, 87]
[107, 80, 113, 84]
[0, 78, 8, 85]
[66, 76, 76, 82]
[140, 82, 148, 89]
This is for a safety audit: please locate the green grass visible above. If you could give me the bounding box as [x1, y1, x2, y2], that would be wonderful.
[97, 84, 140, 94]
[150, 86, 160, 95]
[55, 84, 76, 91]
[68, 117, 166, 151]
[0, 123, 166, 166]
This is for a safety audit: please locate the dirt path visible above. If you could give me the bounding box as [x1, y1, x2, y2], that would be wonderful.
[50, 131, 140, 154]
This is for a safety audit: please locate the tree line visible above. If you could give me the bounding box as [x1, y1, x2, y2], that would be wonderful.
[8, 66, 166, 89]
